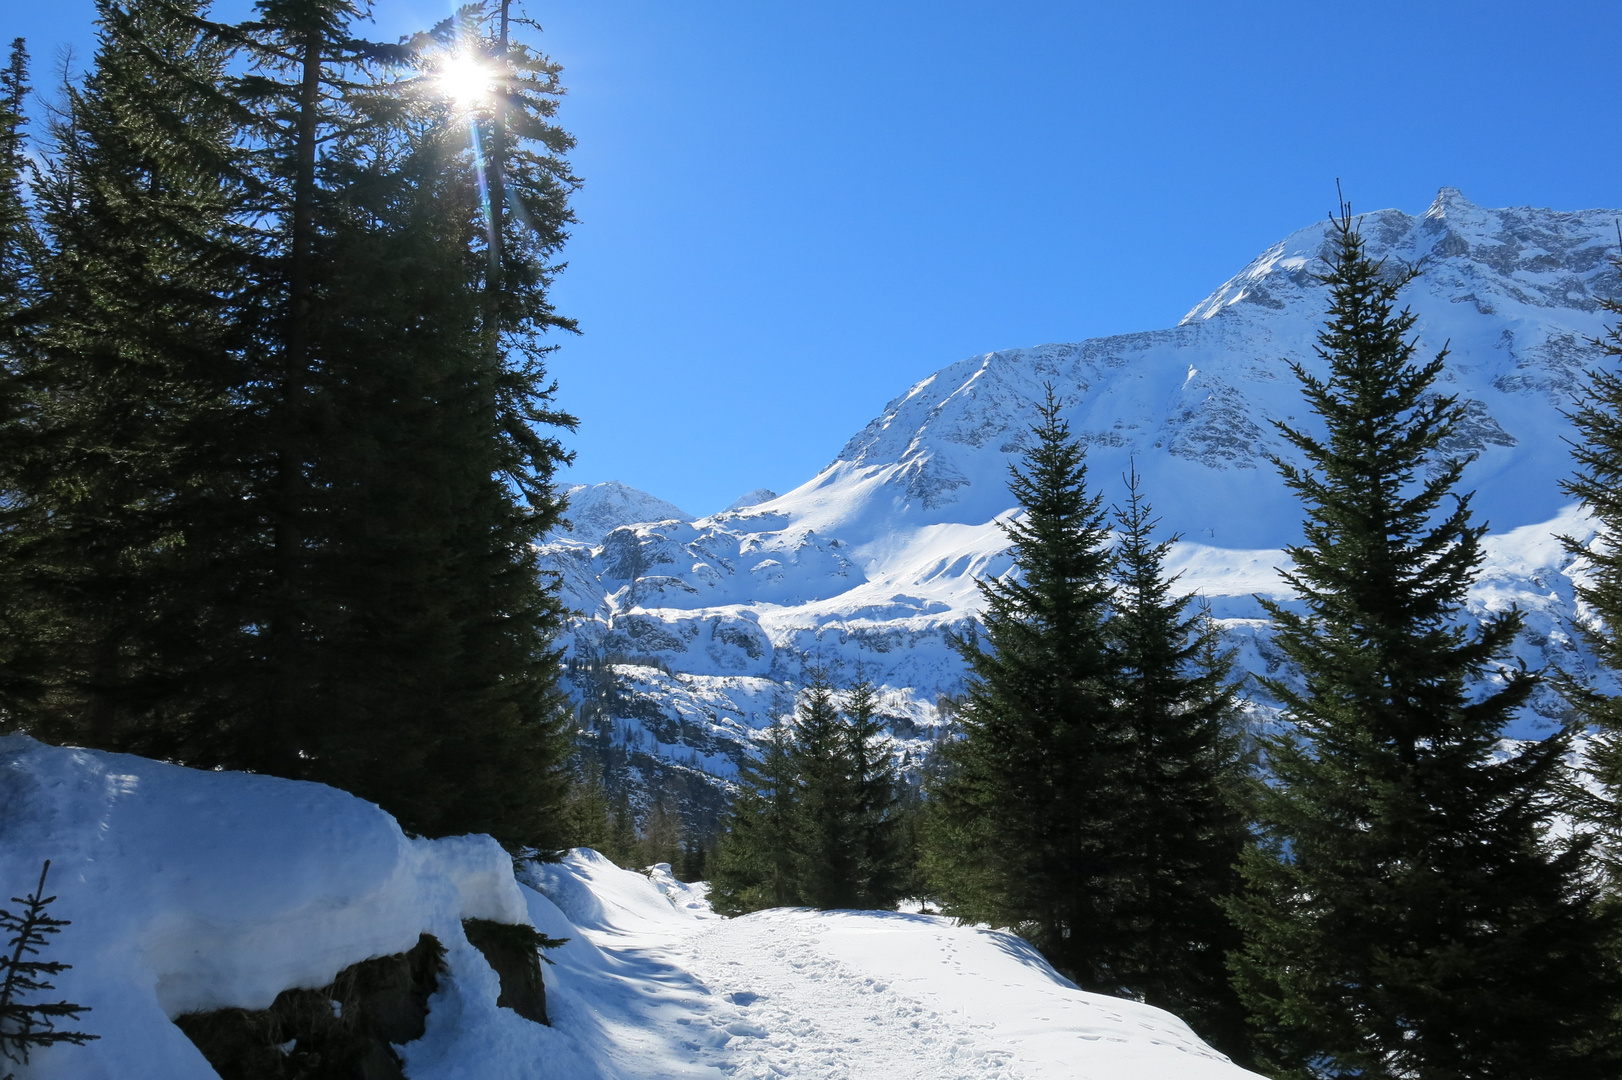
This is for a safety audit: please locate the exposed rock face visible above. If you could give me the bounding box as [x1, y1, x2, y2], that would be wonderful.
[541, 190, 1622, 834]
[460, 920, 549, 1026]
[174, 934, 446, 1080]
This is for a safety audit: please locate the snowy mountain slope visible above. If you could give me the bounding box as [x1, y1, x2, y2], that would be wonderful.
[544, 189, 1622, 823]
[0, 738, 1262, 1079]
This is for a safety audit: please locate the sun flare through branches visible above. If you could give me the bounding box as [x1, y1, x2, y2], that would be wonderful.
[435, 51, 496, 109]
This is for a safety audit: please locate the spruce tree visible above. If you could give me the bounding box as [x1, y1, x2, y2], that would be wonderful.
[219, 0, 578, 844]
[559, 759, 615, 856]
[928, 387, 1123, 983]
[711, 719, 801, 916]
[0, 38, 31, 323]
[1561, 247, 1622, 882]
[0, 862, 99, 1070]
[0, 38, 36, 709]
[0, 0, 256, 758]
[223, 0, 406, 777]
[1231, 203, 1622, 1078]
[1107, 468, 1252, 1060]
[844, 676, 904, 909]
[639, 798, 684, 868]
[790, 671, 861, 909]
[605, 787, 640, 867]
[0, 0, 580, 850]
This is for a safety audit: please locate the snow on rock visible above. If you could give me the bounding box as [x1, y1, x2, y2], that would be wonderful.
[0, 736, 598, 1080]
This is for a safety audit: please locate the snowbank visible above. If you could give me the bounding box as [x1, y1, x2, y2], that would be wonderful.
[1, 737, 1260, 1079]
[0, 736, 591, 1080]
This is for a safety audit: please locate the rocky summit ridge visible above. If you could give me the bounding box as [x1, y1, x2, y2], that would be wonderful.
[542, 189, 1622, 831]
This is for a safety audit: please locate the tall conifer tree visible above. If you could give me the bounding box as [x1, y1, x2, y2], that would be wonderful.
[0, 0, 580, 849]
[792, 671, 860, 909]
[712, 675, 908, 915]
[1231, 203, 1622, 1078]
[844, 676, 904, 910]
[215, 0, 578, 844]
[0, 38, 31, 320]
[711, 719, 801, 916]
[928, 388, 1123, 983]
[0, 39, 35, 716]
[223, 0, 397, 775]
[1107, 469, 1252, 1059]
[1561, 248, 1622, 884]
[0, 0, 254, 758]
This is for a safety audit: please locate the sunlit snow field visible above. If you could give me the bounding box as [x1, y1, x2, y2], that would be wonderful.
[0, 737, 1259, 1079]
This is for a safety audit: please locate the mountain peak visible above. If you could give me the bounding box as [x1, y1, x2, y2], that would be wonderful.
[558, 481, 692, 545]
[1423, 185, 1477, 221]
[723, 488, 780, 512]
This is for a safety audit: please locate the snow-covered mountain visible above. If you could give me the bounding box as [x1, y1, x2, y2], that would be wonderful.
[723, 487, 779, 512]
[545, 189, 1622, 827]
[555, 481, 693, 545]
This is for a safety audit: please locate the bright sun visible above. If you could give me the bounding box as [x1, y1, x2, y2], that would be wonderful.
[437, 53, 495, 108]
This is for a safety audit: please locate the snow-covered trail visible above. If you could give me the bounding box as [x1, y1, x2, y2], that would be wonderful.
[526, 852, 1261, 1080]
[0, 739, 1261, 1078]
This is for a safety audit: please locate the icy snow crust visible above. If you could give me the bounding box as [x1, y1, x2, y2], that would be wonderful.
[544, 189, 1622, 794]
[1, 739, 1259, 1078]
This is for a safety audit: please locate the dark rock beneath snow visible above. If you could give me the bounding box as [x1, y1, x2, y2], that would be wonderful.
[461, 918, 551, 1025]
[173, 933, 446, 1080]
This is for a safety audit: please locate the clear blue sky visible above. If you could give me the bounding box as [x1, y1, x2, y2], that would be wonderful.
[8, 1, 1622, 515]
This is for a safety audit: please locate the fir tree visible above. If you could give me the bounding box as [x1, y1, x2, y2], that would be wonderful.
[0, 37, 32, 319]
[0, 39, 36, 711]
[560, 756, 615, 854]
[0, 862, 98, 1070]
[605, 787, 640, 867]
[843, 676, 905, 909]
[677, 839, 709, 884]
[222, 0, 578, 846]
[928, 387, 1123, 983]
[791, 671, 860, 909]
[215, 0, 451, 782]
[0, 0, 256, 758]
[1561, 246, 1622, 883]
[639, 798, 684, 868]
[1231, 202, 1622, 1078]
[0, 0, 580, 850]
[712, 675, 908, 914]
[1107, 467, 1252, 1060]
[711, 719, 800, 916]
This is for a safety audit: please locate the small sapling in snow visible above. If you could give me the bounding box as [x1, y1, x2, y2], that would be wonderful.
[0, 861, 98, 1074]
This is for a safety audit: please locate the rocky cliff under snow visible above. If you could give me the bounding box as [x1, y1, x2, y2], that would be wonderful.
[543, 189, 1622, 830]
